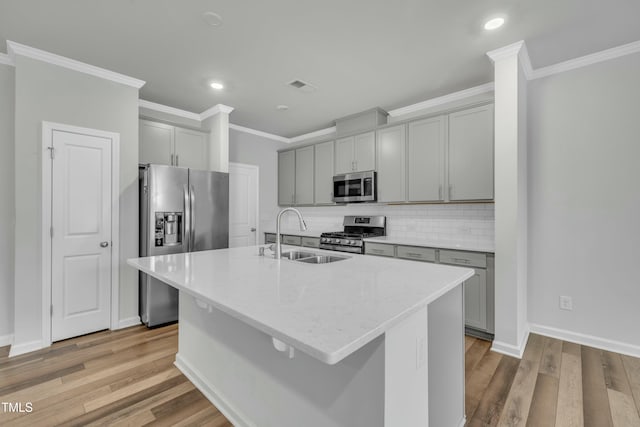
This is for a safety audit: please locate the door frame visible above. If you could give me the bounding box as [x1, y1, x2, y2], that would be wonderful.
[41, 121, 120, 347]
[229, 162, 260, 246]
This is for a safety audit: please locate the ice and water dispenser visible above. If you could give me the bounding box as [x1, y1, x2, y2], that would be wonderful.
[154, 212, 183, 246]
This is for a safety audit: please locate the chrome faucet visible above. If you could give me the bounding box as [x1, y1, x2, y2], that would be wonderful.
[275, 208, 307, 259]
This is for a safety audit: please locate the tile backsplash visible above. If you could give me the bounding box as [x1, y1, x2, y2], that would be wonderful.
[273, 203, 494, 243]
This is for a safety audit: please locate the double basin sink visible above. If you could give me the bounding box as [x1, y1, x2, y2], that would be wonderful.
[280, 250, 349, 264]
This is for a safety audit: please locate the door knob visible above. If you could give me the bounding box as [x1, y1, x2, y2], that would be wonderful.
[250, 227, 257, 232]
[100, 241, 109, 248]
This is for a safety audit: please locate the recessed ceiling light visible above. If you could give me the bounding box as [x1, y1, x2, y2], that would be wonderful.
[484, 17, 505, 30]
[276, 105, 289, 111]
[210, 82, 224, 90]
[203, 12, 223, 27]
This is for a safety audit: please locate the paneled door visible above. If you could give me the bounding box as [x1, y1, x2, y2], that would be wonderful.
[229, 163, 259, 247]
[50, 129, 113, 342]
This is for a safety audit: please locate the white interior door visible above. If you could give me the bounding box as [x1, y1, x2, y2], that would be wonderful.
[229, 163, 259, 247]
[51, 129, 112, 342]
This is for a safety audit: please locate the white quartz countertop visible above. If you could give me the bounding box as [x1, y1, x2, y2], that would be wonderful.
[363, 236, 495, 253]
[128, 245, 473, 365]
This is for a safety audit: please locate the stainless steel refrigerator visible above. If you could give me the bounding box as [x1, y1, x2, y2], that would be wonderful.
[139, 164, 229, 327]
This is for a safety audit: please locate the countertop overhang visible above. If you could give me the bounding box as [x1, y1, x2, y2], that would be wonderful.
[128, 245, 473, 364]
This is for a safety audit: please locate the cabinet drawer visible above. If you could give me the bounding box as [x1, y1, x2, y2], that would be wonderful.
[265, 233, 276, 244]
[439, 250, 486, 268]
[301, 237, 320, 248]
[282, 235, 302, 246]
[364, 243, 395, 257]
[396, 246, 436, 262]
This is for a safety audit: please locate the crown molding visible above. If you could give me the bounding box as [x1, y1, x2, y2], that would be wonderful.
[229, 124, 290, 143]
[0, 52, 14, 66]
[387, 82, 495, 118]
[200, 104, 234, 120]
[139, 99, 201, 121]
[289, 126, 336, 144]
[530, 39, 640, 80]
[7, 40, 145, 89]
[486, 40, 533, 80]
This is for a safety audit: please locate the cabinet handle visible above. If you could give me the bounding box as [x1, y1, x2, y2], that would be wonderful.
[449, 185, 453, 200]
[176, 155, 179, 166]
[170, 153, 174, 166]
[405, 252, 422, 258]
[371, 249, 384, 254]
[438, 185, 442, 200]
[452, 258, 470, 264]
[354, 160, 357, 171]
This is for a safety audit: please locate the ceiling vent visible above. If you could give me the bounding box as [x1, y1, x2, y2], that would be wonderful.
[287, 79, 317, 93]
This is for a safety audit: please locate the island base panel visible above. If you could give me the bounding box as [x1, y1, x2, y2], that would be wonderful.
[176, 293, 385, 427]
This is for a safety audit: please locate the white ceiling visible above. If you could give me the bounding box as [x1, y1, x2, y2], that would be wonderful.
[1, 0, 639, 137]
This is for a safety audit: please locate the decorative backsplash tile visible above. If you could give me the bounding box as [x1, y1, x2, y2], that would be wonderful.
[273, 203, 494, 244]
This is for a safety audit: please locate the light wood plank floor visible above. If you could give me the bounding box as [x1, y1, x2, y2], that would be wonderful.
[1, 325, 639, 426]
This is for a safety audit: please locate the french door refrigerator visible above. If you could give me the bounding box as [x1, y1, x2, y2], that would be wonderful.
[139, 164, 229, 327]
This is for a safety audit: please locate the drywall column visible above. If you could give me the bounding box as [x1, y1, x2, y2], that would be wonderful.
[202, 104, 234, 173]
[487, 41, 529, 357]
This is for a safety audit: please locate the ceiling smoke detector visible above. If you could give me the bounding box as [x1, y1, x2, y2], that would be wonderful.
[287, 79, 317, 93]
[276, 105, 289, 111]
[203, 12, 223, 27]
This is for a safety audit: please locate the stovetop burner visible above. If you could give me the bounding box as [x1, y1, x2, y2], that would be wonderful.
[319, 216, 386, 254]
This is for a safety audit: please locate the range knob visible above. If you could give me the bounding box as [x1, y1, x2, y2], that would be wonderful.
[334, 239, 341, 244]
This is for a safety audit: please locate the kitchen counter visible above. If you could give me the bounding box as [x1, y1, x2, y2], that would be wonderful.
[364, 235, 495, 253]
[128, 245, 471, 426]
[128, 245, 472, 364]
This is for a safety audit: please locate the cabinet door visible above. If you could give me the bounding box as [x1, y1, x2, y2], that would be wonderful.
[376, 125, 406, 202]
[354, 131, 376, 172]
[314, 141, 334, 204]
[408, 116, 446, 201]
[464, 269, 487, 331]
[448, 104, 494, 201]
[278, 150, 296, 206]
[174, 127, 208, 170]
[139, 120, 174, 166]
[295, 146, 314, 205]
[335, 136, 354, 174]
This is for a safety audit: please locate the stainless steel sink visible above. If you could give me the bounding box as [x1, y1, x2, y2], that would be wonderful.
[281, 250, 317, 260]
[296, 255, 349, 264]
[280, 250, 350, 264]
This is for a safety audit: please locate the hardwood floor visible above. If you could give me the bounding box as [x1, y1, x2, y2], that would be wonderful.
[1, 326, 639, 426]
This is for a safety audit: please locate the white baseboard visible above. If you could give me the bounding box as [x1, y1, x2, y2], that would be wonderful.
[491, 327, 530, 359]
[117, 316, 141, 329]
[0, 334, 14, 347]
[529, 323, 640, 359]
[457, 416, 467, 427]
[175, 353, 256, 427]
[8, 339, 44, 357]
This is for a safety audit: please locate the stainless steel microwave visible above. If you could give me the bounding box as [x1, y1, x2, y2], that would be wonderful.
[333, 171, 377, 203]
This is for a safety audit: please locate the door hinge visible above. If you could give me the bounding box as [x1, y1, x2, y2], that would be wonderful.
[47, 146, 55, 159]
[50, 226, 54, 238]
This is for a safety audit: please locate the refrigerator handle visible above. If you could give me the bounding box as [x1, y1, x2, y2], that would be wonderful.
[189, 184, 196, 251]
[183, 184, 191, 252]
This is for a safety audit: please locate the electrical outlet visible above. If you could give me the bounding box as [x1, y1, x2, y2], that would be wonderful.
[559, 296, 573, 311]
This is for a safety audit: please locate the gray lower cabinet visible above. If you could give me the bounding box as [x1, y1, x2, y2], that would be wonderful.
[265, 233, 276, 244]
[376, 124, 406, 202]
[314, 141, 334, 204]
[264, 233, 320, 249]
[448, 104, 494, 201]
[364, 242, 494, 337]
[301, 237, 320, 248]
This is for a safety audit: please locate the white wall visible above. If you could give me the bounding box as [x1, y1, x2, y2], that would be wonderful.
[0, 64, 15, 343]
[13, 55, 140, 348]
[528, 52, 640, 349]
[228, 129, 288, 242]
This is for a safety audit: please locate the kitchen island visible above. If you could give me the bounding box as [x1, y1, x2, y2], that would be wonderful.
[128, 245, 473, 427]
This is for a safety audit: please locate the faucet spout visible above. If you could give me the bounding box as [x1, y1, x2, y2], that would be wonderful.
[275, 208, 307, 259]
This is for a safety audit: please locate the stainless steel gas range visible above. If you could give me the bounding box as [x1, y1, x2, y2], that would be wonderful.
[319, 216, 386, 254]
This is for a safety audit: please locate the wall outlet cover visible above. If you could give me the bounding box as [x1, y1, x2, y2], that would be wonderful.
[559, 296, 573, 311]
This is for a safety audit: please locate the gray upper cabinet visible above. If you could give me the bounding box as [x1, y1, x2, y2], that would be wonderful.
[408, 116, 446, 202]
[448, 104, 494, 201]
[139, 120, 174, 166]
[314, 141, 334, 204]
[139, 119, 208, 170]
[295, 146, 315, 205]
[174, 127, 208, 170]
[334, 131, 376, 174]
[278, 150, 296, 206]
[376, 125, 406, 202]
